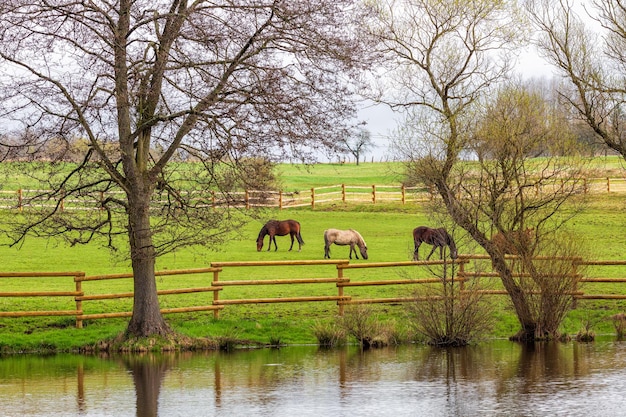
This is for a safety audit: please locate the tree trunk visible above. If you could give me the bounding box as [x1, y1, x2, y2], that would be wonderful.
[491, 254, 537, 341]
[126, 190, 172, 338]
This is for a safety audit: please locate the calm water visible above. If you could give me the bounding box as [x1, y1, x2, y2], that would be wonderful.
[1, 338, 626, 417]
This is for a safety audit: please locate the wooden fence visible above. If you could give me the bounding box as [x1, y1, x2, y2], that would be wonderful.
[2, 176, 626, 211]
[74, 267, 224, 328]
[2, 255, 626, 328]
[0, 271, 85, 319]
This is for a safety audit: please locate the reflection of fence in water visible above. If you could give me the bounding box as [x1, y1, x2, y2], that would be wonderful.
[2, 256, 626, 329]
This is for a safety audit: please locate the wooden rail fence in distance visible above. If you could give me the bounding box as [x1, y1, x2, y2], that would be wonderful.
[3, 177, 626, 211]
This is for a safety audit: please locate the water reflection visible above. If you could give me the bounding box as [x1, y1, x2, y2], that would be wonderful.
[1, 339, 626, 416]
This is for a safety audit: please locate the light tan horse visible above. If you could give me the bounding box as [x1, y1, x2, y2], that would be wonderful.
[323, 228, 368, 260]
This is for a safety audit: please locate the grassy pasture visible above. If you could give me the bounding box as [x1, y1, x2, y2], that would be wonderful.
[0, 159, 626, 352]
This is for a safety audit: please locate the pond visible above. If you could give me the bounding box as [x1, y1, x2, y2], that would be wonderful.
[1, 338, 626, 416]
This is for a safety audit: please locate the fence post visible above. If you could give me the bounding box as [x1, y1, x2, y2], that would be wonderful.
[74, 273, 85, 329]
[571, 257, 581, 310]
[213, 269, 221, 319]
[337, 263, 345, 316]
[457, 258, 465, 293]
[311, 188, 315, 209]
[279, 190, 283, 209]
[342, 184, 346, 203]
[401, 185, 406, 204]
[245, 190, 250, 209]
[607, 177, 610, 193]
[372, 185, 376, 204]
[17, 189, 22, 211]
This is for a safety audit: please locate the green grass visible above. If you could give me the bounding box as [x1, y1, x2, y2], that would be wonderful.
[1, 161, 626, 352]
[275, 162, 406, 190]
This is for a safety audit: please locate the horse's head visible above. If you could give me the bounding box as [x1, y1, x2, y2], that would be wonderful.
[449, 244, 458, 259]
[359, 245, 368, 260]
[256, 226, 267, 251]
[446, 233, 458, 259]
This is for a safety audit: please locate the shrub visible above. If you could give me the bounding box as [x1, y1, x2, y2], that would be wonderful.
[406, 264, 494, 347]
[611, 313, 626, 340]
[575, 319, 595, 342]
[337, 305, 384, 349]
[311, 320, 346, 348]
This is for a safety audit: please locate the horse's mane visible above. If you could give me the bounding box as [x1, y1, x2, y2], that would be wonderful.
[257, 224, 270, 240]
[350, 229, 366, 246]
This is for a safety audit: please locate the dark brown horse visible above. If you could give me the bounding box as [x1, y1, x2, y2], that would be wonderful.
[413, 226, 457, 261]
[256, 220, 304, 252]
[491, 228, 534, 255]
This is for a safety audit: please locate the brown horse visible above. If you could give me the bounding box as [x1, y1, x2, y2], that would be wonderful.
[413, 226, 458, 261]
[323, 228, 368, 260]
[256, 219, 304, 252]
[491, 228, 534, 255]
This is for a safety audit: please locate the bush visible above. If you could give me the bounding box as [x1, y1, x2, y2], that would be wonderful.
[311, 320, 346, 348]
[337, 305, 387, 349]
[406, 266, 494, 347]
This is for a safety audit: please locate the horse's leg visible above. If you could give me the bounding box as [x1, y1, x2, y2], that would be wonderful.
[324, 242, 331, 259]
[268, 234, 275, 251]
[426, 245, 437, 260]
[288, 233, 295, 251]
[413, 241, 420, 261]
[350, 243, 358, 259]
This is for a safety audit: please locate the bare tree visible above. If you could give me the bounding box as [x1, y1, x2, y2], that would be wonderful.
[0, 1, 372, 341]
[371, 0, 586, 341]
[526, 0, 626, 161]
[340, 127, 374, 165]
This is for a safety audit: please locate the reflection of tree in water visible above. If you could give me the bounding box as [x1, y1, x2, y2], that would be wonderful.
[121, 353, 178, 417]
[507, 343, 574, 394]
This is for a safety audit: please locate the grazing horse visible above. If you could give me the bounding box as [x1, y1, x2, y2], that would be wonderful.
[323, 228, 368, 260]
[412, 226, 458, 261]
[491, 228, 534, 255]
[256, 220, 304, 252]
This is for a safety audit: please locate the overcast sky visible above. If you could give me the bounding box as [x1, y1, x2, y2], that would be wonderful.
[351, 50, 557, 163]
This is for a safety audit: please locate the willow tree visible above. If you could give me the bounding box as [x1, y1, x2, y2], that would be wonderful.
[0, 0, 371, 340]
[369, 0, 585, 340]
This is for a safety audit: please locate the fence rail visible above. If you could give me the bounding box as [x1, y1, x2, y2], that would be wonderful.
[2, 255, 626, 328]
[0, 271, 85, 318]
[2, 176, 625, 211]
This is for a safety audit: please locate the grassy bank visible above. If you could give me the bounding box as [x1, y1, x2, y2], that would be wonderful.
[0, 160, 626, 353]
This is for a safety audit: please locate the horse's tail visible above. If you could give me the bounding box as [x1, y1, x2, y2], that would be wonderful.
[294, 221, 304, 245]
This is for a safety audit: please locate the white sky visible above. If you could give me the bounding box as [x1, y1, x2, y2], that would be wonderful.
[355, 55, 557, 163]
